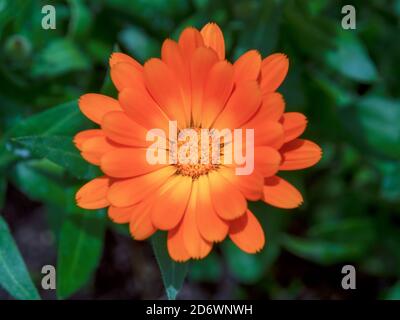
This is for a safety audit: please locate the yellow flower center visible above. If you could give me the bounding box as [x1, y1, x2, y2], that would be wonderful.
[175, 128, 221, 179]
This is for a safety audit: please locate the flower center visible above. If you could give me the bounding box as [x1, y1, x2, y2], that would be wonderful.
[175, 128, 221, 179]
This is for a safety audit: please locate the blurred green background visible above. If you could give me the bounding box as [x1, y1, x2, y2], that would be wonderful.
[0, 0, 400, 300]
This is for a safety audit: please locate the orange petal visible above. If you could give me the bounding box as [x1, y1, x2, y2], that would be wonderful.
[254, 146, 282, 177]
[107, 166, 176, 207]
[182, 180, 213, 259]
[253, 121, 285, 149]
[190, 47, 219, 126]
[129, 199, 156, 240]
[281, 112, 307, 143]
[229, 209, 265, 254]
[208, 170, 247, 220]
[218, 166, 263, 201]
[119, 88, 170, 133]
[151, 175, 192, 230]
[79, 94, 121, 124]
[244, 93, 285, 128]
[80, 136, 118, 165]
[213, 81, 261, 130]
[108, 205, 133, 224]
[74, 129, 104, 150]
[101, 111, 148, 147]
[263, 176, 303, 209]
[200, 23, 225, 60]
[162, 39, 191, 126]
[279, 139, 322, 170]
[178, 27, 204, 61]
[233, 50, 261, 83]
[111, 62, 144, 92]
[196, 175, 229, 242]
[144, 58, 187, 128]
[168, 222, 191, 262]
[76, 177, 110, 209]
[109, 52, 143, 71]
[201, 61, 234, 128]
[260, 53, 289, 94]
[101, 148, 165, 178]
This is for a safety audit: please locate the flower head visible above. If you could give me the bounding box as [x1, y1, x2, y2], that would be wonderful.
[75, 23, 322, 261]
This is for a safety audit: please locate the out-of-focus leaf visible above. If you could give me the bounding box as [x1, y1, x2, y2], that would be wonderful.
[189, 252, 221, 282]
[31, 39, 90, 78]
[326, 32, 378, 82]
[0, 175, 5, 210]
[10, 160, 67, 206]
[104, 0, 188, 35]
[45, 205, 68, 245]
[105, 0, 189, 18]
[361, 221, 400, 277]
[340, 96, 400, 159]
[374, 160, 400, 202]
[223, 240, 280, 284]
[0, 0, 28, 36]
[57, 209, 106, 299]
[4, 100, 91, 139]
[67, 0, 93, 41]
[313, 72, 355, 108]
[284, 4, 335, 58]
[119, 26, 159, 63]
[0, 216, 40, 300]
[234, 0, 281, 58]
[384, 281, 400, 300]
[307, 0, 329, 16]
[151, 231, 188, 300]
[10, 136, 98, 180]
[281, 234, 365, 265]
[223, 203, 285, 284]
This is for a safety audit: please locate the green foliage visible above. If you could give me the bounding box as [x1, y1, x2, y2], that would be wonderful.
[57, 209, 106, 299]
[0, 0, 399, 300]
[151, 232, 189, 300]
[10, 135, 98, 180]
[0, 216, 40, 300]
[326, 32, 378, 82]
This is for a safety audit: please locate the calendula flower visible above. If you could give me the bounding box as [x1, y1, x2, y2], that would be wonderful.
[74, 23, 321, 261]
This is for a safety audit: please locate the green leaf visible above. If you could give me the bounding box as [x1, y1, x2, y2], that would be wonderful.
[340, 96, 400, 159]
[10, 160, 67, 206]
[119, 26, 160, 63]
[357, 96, 400, 159]
[57, 209, 106, 299]
[234, 0, 281, 58]
[31, 39, 90, 78]
[10, 135, 98, 180]
[281, 234, 365, 265]
[326, 32, 378, 82]
[151, 231, 188, 300]
[0, 216, 40, 300]
[4, 100, 91, 139]
[67, 0, 93, 41]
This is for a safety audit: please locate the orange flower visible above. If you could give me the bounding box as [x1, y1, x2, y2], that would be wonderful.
[74, 23, 322, 261]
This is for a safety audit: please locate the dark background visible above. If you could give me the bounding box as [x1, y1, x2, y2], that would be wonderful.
[0, 0, 400, 299]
